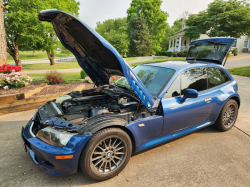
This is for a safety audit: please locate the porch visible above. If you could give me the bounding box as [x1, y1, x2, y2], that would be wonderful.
[168, 31, 191, 53]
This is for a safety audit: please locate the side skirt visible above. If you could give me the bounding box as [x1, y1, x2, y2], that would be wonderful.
[138, 121, 213, 151]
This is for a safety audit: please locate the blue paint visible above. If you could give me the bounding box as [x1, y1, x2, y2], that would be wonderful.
[140, 121, 213, 150]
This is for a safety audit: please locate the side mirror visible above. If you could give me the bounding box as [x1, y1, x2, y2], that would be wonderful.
[180, 89, 198, 103]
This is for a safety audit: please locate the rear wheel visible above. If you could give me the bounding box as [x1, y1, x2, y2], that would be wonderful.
[80, 128, 132, 181]
[213, 99, 238, 131]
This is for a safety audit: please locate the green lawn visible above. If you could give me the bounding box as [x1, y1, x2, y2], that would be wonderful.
[7, 51, 71, 63]
[22, 58, 137, 71]
[124, 57, 137, 62]
[28, 72, 82, 81]
[227, 66, 250, 77]
[22, 61, 79, 70]
[131, 57, 185, 66]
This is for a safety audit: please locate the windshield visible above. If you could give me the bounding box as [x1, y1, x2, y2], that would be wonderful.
[114, 65, 175, 97]
[186, 42, 228, 63]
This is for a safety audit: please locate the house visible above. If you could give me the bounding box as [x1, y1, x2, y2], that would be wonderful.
[168, 19, 250, 53]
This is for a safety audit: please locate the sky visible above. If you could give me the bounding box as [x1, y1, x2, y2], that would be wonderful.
[79, 0, 215, 29]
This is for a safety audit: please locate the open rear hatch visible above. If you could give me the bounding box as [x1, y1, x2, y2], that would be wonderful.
[186, 37, 235, 65]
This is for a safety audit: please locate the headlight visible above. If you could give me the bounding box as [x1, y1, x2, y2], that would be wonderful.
[37, 127, 74, 147]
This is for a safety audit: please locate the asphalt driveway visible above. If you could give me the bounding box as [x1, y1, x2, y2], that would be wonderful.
[0, 75, 250, 187]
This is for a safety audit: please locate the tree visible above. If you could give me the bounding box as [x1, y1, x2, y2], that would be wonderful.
[0, 0, 7, 65]
[184, 0, 250, 40]
[3, 0, 79, 65]
[128, 16, 152, 56]
[127, 0, 168, 53]
[96, 18, 129, 57]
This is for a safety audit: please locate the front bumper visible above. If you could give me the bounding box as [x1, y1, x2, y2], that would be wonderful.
[21, 120, 92, 176]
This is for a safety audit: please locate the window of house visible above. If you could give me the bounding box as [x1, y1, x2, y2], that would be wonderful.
[181, 68, 207, 95]
[207, 67, 230, 89]
[164, 75, 181, 98]
[231, 39, 237, 47]
[243, 38, 248, 48]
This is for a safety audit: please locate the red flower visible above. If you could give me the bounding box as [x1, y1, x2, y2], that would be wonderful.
[50, 81, 52, 83]
[54, 79, 56, 82]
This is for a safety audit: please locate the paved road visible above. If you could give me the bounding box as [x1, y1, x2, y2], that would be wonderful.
[0, 75, 250, 187]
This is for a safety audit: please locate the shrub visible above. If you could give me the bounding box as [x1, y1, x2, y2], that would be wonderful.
[80, 70, 88, 79]
[184, 50, 188, 53]
[83, 77, 93, 84]
[0, 63, 22, 74]
[0, 72, 32, 89]
[177, 51, 183, 57]
[45, 71, 66, 85]
[232, 48, 238, 56]
[172, 53, 177, 57]
[182, 53, 187, 57]
[110, 76, 121, 83]
[165, 51, 172, 57]
[226, 52, 231, 57]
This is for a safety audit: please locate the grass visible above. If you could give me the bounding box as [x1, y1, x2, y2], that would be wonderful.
[7, 51, 71, 63]
[227, 66, 250, 77]
[22, 58, 137, 71]
[131, 57, 185, 66]
[28, 72, 82, 81]
[22, 61, 79, 70]
[124, 57, 137, 62]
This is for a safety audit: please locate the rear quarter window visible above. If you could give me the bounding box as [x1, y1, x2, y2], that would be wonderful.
[207, 67, 230, 89]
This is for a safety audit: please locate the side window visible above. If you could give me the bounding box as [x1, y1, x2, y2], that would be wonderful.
[181, 67, 207, 94]
[207, 67, 230, 89]
[164, 75, 181, 98]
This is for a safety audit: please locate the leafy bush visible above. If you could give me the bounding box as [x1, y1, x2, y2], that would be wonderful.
[184, 50, 188, 53]
[182, 53, 187, 57]
[0, 72, 32, 89]
[232, 48, 238, 56]
[45, 71, 66, 84]
[110, 76, 121, 83]
[83, 77, 93, 84]
[158, 51, 172, 57]
[177, 51, 183, 57]
[226, 52, 231, 57]
[172, 53, 177, 57]
[0, 63, 22, 74]
[80, 70, 88, 79]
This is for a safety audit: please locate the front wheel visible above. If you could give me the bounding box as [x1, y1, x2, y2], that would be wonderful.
[80, 128, 132, 181]
[213, 99, 238, 131]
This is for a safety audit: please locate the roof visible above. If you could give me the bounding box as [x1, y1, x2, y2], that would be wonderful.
[142, 60, 223, 71]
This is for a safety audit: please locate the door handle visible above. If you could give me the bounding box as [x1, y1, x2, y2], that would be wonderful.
[205, 98, 212, 102]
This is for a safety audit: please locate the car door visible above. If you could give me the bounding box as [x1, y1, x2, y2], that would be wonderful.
[161, 67, 214, 135]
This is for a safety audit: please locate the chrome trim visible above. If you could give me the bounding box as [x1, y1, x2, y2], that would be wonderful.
[51, 102, 63, 115]
[29, 121, 36, 137]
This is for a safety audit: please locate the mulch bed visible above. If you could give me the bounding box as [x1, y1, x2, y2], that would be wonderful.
[32, 82, 94, 97]
[0, 83, 39, 96]
[0, 81, 94, 97]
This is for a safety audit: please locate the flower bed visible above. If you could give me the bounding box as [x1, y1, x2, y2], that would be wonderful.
[0, 64, 32, 90]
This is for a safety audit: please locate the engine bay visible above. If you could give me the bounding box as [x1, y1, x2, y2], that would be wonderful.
[34, 85, 153, 135]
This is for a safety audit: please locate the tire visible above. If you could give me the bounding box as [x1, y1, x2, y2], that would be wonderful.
[213, 99, 238, 131]
[79, 128, 132, 181]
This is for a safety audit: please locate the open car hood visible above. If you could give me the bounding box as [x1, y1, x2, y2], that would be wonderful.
[186, 37, 235, 65]
[38, 10, 156, 111]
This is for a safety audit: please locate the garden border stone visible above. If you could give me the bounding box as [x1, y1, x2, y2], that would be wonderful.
[0, 84, 85, 115]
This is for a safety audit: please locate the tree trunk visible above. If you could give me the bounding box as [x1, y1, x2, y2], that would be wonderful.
[8, 45, 21, 65]
[33, 50, 35, 56]
[47, 51, 55, 65]
[0, 0, 7, 65]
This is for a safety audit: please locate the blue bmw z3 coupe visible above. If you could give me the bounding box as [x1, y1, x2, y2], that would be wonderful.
[21, 10, 240, 181]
